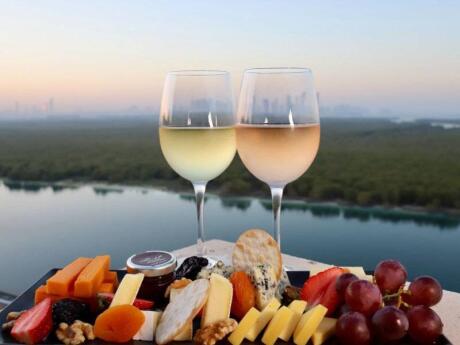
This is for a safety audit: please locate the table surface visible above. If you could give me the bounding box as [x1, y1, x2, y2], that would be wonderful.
[172, 239, 460, 344]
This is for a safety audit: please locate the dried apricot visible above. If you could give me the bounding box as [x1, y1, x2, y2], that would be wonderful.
[229, 271, 256, 319]
[94, 304, 145, 343]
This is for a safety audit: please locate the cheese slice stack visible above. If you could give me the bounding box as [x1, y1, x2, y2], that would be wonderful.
[279, 300, 308, 341]
[201, 273, 233, 327]
[246, 298, 281, 342]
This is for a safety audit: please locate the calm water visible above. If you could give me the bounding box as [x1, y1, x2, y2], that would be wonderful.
[1, 181, 460, 294]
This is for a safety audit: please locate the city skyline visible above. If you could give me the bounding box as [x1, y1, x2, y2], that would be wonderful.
[1, 1, 459, 118]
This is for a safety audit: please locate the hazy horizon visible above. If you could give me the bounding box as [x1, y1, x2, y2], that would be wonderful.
[1, 1, 459, 118]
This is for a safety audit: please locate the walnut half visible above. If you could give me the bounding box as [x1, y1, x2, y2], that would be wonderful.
[56, 321, 94, 345]
[194, 319, 238, 345]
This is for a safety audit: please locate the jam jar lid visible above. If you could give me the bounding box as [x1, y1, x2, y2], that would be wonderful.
[126, 251, 177, 277]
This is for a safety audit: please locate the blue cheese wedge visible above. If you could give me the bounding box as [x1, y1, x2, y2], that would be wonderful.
[250, 264, 279, 310]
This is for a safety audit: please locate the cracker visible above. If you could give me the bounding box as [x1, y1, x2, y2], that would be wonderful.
[155, 279, 210, 345]
[232, 229, 282, 280]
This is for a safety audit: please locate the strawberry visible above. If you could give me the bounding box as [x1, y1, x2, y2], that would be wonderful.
[11, 297, 53, 345]
[300, 267, 346, 316]
[96, 292, 154, 311]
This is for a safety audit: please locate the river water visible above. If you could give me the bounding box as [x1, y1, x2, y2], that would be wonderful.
[1, 181, 459, 294]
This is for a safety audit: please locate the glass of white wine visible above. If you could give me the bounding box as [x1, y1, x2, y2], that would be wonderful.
[159, 70, 236, 256]
[236, 68, 320, 248]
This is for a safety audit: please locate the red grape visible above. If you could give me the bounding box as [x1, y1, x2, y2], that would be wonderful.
[374, 260, 407, 294]
[407, 306, 443, 344]
[345, 280, 382, 317]
[407, 276, 443, 307]
[372, 306, 409, 341]
[336, 312, 371, 345]
[336, 273, 359, 299]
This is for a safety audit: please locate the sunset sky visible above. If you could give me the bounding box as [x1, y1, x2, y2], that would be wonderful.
[1, 1, 459, 117]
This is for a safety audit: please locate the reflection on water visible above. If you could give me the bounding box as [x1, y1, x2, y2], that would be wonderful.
[258, 200, 460, 230]
[3, 180, 459, 229]
[1, 180, 460, 294]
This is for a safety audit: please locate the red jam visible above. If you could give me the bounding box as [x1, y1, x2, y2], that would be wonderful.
[126, 251, 176, 306]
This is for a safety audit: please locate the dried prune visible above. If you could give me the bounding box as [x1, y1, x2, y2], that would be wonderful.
[175, 256, 208, 280]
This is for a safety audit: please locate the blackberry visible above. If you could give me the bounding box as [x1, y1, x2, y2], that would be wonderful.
[52, 299, 90, 325]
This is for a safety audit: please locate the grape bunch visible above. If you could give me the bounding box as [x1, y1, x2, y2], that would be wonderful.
[334, 260, 444, 345]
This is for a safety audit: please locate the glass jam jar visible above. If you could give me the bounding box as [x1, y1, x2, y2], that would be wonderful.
[126, 251, 176, 305]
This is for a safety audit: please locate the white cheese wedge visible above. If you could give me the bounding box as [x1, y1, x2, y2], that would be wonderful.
[246, 298, 281, 342]
[308, 266, 334, 277]
[251, 264, 279, 310]
[293, 304, 328, 345]
[201, 273, 233, 327]
[132, 310, 162, 341]
[279, 300, 308, 341]
[228, 308, 261, 345]
[343, 266, 367, 279]
[110, 273, 144, 307]
[312, 317, 337, 345]
[170, 287, 193, 340]
[262, 306, 294, 345]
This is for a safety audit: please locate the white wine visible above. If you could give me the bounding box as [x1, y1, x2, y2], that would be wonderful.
[159, 127, 236, 183]
[236, 124, 320, 186]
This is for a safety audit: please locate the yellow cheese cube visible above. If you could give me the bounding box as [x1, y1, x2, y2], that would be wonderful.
[312, 317, 337, 345]
[201, 273, 233, 327]
[262, 306, 294, 345]
[279, 300, 308, 341]
[228, 308, 261, 345]
[110, 273, 144, 307]
[293, 304, 328, 345]
[246, 298, 281, 341]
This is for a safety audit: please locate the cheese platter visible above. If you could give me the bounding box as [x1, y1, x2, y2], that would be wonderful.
[0, 229, 452, 345]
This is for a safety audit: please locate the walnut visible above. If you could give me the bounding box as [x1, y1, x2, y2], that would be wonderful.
[56, 321, 94, 345]
[194, 319, 238, 345]
[2, 311, 25, 332]
[165, 278, 192, 298]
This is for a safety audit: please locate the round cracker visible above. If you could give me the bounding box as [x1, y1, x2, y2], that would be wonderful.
[232, 228, 282, 280]
[155, 279, 210, 345]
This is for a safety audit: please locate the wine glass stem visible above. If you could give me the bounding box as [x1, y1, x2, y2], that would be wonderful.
[193, 182, 207, 256]
[270, 186, 284, 248]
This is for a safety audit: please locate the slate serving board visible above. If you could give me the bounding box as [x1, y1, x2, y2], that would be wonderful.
[0, 270, 452, 345]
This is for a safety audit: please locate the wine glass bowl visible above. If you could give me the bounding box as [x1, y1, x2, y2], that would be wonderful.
[159, 70, 236, 255]
[236, 67, 320, 246]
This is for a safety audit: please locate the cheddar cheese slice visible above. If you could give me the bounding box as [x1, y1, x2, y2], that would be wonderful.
[46, 257, 92, 296]
[293, 304, 328, 345]
[74, 255, 110, 298]
[262, 306, 294, 345]
[246, 298, 281, 342]
[312, 317, 337, 345]
[228, 308, 260, 345]
[279, 300, 308, 341]
[110, 273, 144, 307]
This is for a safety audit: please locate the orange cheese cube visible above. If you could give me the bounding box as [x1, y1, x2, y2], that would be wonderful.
[104, 271, 119, 287]
[74, 255, 110, 298]
[46, 257, 92, 296]
[98, 282, 115, 294]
